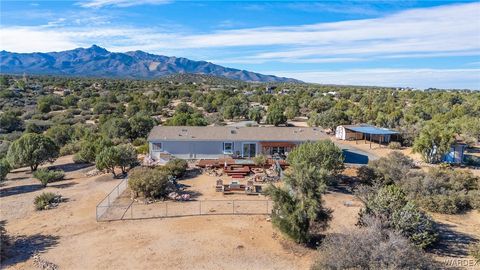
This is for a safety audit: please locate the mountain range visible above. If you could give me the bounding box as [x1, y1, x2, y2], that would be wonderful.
[0, 45, 299, 83]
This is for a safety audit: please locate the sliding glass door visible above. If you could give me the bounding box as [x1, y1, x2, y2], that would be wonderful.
[242, 143, 256, 158]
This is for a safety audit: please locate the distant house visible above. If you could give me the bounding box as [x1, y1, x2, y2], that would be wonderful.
[265, 86, 277, 94]
[147, 126, 327, 160]
[335, 124, 399, 148]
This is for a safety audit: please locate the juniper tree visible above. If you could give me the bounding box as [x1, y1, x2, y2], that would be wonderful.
[266, 141, 344, 243]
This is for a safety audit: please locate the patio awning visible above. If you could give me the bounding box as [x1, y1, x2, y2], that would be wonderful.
[260, 142, 296, 147]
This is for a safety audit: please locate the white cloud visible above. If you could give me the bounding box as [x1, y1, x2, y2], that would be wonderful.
[1, 2, 478, 58]
[1, 2, 479, 88]
[79, 0, 171, 8]
[0, 27, 79, 53]
[270, 68, 480, 89]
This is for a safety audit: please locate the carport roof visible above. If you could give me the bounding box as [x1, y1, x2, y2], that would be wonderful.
[344, 126, 398, 135]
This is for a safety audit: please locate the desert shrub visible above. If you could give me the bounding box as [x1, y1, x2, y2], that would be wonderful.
[468, 190, 480, 211]
[0, 159, 11, 182]
[388, 141, 402, 149]
[312, 220, 436, 270]
[128, 167, 172, 198]
[402, 168, 479, 214]
[74, 138, 107, 163]
[33, 169, 65, 187]
[357, 185, 438, 249]
[59, 142, 81, 156]
[0, 141, 11, 159]
[49, 104, 64, 111]
[136, 143, 149, 155]
[366, 151, 414, 185]
[470, 242, 480, 262]
[356, 165, 377, 185]
[132, 138, 146, 147]
[45, 124, 75, 147]
[253, 154, 267, 167]
[161, 158, 188, 178]
[25, 121, 50, 134]
[420, 194, 470, 214]
[34, 192, 60, 210]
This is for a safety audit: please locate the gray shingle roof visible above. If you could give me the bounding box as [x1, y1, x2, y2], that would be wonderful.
[148, 126, 328, 142]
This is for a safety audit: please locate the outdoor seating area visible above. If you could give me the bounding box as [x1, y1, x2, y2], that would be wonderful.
[215, 179, 263, 195]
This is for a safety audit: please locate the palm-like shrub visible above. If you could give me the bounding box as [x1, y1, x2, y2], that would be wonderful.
[34, 192, 60, 210]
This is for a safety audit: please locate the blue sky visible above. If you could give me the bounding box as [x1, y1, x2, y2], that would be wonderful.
[1, 0, 479, 89]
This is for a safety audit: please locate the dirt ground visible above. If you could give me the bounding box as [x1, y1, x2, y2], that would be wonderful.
[2, 154, 479, 269]
[1, 156, 322, 270]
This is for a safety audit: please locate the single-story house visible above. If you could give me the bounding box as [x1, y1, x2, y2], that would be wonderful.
[147, 126, 327, 160]
[335, 124, 399, 145]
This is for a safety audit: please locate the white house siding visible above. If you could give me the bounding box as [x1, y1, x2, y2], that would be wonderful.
[335, 126, 358, 140]
[149, 140, 260, 160]
[335, 126, 345, 140]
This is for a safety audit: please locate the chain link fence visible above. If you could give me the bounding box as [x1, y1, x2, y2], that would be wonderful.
[96, 179, 129, 221]
[96, 179, 273, 222]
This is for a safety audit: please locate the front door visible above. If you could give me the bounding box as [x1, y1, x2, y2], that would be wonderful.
[242, 143, 256, 158]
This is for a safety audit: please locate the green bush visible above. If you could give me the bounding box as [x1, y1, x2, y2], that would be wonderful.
[59, 142, 81, 156]
[137, 143, 149, 155]
[312, 220, 436, 270]
[0, 159, 11, 182]
[253, 155, 267, 167]
[33, 169, 65, 187]
[132, 138, 146, 147]
[366, 151, 414, 185]
[420, 194, 469, 214]
[468, 190, 480, 210]
[34, 192, 60, 210]
[358, 185, 438, 249]
[388, 141, 402, 149]
[161, 158, 188, 178]
[402, 168, 479, 214]
[128, 167, 172, 198]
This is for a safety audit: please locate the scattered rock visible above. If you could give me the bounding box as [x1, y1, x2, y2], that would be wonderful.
[236, 245, 244, 249]
[85, 169, 103, 177]
[33, 253, 58, 270]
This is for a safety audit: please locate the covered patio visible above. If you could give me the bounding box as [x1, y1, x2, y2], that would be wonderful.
[344, 126, 399, 149]
[259, 142, 296, 159]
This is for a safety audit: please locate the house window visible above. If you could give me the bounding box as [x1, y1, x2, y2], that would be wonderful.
[271, 146, 286, 155]
[223, 142, 233, 154]
[152, 143, 163, 152]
